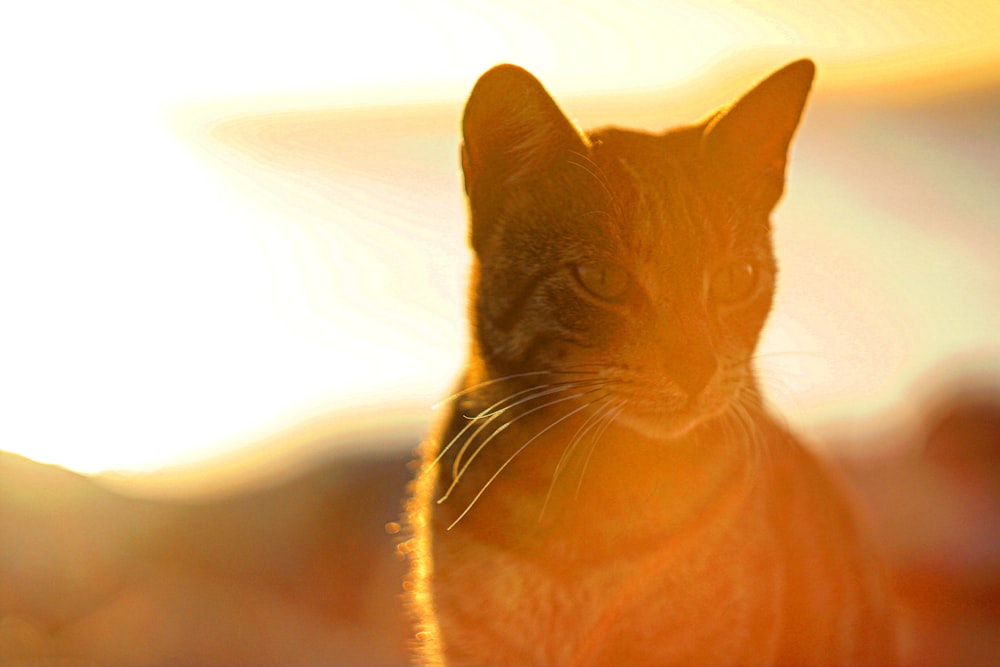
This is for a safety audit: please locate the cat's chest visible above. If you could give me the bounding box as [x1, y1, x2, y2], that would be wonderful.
[433, 497, 784, 666]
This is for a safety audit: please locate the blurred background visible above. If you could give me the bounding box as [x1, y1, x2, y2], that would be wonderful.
[1, 0, 997, 476]
[1, 1, 998, 665]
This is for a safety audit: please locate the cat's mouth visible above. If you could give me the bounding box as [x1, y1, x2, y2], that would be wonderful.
[613, 385, 734, 441]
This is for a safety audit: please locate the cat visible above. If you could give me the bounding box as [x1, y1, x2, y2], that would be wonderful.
[402, 60, 896, 666]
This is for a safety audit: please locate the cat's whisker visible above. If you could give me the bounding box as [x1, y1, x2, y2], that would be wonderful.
[473, 377, 609, 420]
[724, 409, 754, 476]
[432, 389, 532, 472]
[433, 370, 562, 410]
[739, 368, 794, 440]
[431, 377, 606, 472]
[750, 367, 789, 388]
[464, 384, 566, 424]
[438, 387, 603, 504]
[448, 386, 604, 490]
[450, 401, 522, 479]
[744, 358, 792, 389]
[447, 396, 603, 531]
[573, 400, 628, 500]
[734, 406, 757, 466]
[730, 387, 767, 471]
[449, 383, 575, 478]
[720, 393, 745, 441]
[746, 353, 820, 406]
[718, 406, 738, 447]
[548, 390, 620, 479]
[450, 379, 607, 479]
[538, 392, 618, 521]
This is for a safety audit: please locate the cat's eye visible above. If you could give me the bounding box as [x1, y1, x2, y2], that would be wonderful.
[573, 261, 630, 302]
[710, 262, 758, 304]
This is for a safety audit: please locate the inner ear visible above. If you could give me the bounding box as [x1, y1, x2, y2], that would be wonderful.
[701, 59, 815, 209]
[461, 64, 589, 202]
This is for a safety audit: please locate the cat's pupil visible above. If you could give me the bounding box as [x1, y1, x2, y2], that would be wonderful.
[710, 263, 757, 303]
[573, 261, 630, 302]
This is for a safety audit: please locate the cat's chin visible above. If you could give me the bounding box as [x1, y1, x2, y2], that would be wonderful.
[615, 400, 730, 442]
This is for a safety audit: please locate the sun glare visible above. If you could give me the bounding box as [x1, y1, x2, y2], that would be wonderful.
[2, 1, 998, 473]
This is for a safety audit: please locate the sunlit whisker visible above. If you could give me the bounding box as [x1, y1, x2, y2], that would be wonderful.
[446, 396, 602, 531]
[438, 388, 601, 504]
[735, 406, 758, 469]
[432, 371, 552, 410]
[539, 393, 616, 521]
[719, 408, 739, 453]
[574, 400, 627, 499]
[752, 366, 796, 404]
[474, 377, 608, 420]
[432, 390, 526, 471]
[431, 368, 600, 411]
[549, 393, 616, 481]
[431, 378, 601, 471]
[450, 379, 609, 479]
[722, 397, 746, 449]
[730, 386, 767, 471]
[449, 403, 516, 479]
[451, 385, 561, 480]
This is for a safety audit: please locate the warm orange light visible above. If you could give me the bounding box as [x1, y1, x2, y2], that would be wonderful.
[2, 1, 998, 473]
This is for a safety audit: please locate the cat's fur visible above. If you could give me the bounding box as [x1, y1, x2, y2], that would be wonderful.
[404, 61, 895, 666]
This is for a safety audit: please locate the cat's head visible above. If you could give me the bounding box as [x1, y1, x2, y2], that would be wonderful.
[461, 61, 814, 440]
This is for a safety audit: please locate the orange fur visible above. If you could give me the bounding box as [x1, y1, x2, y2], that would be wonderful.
[404, 61, 896, 666]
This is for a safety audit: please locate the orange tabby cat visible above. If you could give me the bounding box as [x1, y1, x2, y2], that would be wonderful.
[404, 60, 896, 665]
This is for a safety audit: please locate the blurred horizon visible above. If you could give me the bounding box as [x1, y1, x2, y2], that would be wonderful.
[1, 1, 999, 475]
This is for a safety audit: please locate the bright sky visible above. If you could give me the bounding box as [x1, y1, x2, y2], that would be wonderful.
[1, 1, 998, 474]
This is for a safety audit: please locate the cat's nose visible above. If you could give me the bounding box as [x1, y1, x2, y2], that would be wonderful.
[673, 350, 717, 398]
[656, 314, 717, 398]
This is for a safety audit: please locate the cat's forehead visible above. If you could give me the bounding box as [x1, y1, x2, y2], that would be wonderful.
[588, 125, 700, 167]
[584, 126, 726, 246]
[586, 126, 715, 209]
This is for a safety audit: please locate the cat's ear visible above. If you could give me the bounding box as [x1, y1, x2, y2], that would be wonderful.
[461, 64, 588, 204]
[701, 59, 815, 209]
